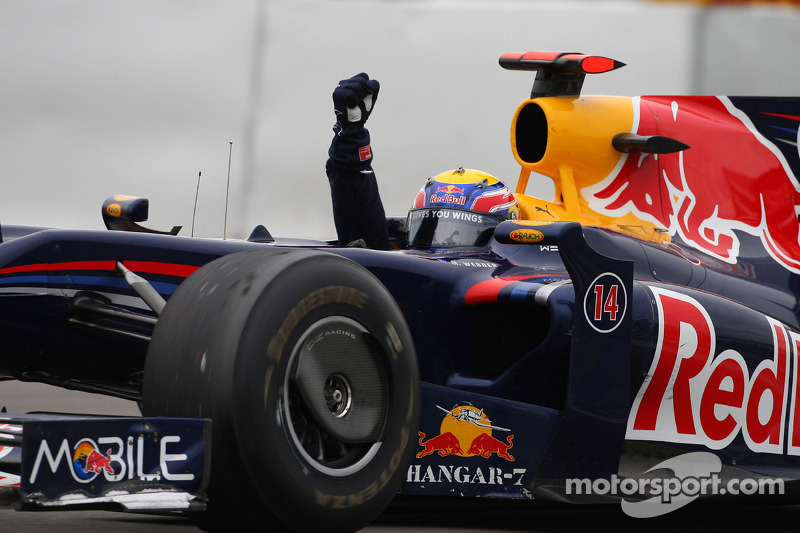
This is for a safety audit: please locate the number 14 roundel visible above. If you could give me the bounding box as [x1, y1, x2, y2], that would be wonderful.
[583, 272, 627, 333]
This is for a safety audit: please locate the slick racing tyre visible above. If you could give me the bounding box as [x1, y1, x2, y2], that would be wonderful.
[143, 249, 420, 533]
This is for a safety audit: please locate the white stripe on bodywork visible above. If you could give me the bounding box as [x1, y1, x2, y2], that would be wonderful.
[534, 280, 572, 305]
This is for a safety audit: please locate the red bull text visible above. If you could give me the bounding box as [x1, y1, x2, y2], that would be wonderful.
[628, 287, 800, 454]
[431, 185, 467, 206]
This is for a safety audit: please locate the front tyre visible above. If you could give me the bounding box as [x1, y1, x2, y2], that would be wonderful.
[143, 249, 420, 532]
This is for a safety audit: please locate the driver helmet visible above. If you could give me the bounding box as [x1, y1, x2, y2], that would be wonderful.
[407, 167, 519, 248]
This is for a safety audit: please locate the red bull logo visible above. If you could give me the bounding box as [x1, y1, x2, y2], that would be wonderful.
[416, 431, 463, 458]
[73, 439, 115, 480]
[430, 185, 468, 206]
[406, 404, 526, 490]
[586, 96, 800, 273]
[417, 404, 515, 461]
[467, 432, 515, 461]
[437, 185, 466, 195]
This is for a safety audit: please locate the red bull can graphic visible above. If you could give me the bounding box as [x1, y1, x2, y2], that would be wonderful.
[417, 404, 515, 461]
[585, 96, 800, 273]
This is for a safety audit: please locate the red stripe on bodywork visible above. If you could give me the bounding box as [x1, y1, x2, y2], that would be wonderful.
[47, 261, 117, 272]
[465, 274, 564, 305]
[0, 263, 50, 275]
[122, 261, 200, 277]
[762, 112, 800, 122]
[0, 260, 199, 278]
[465, 278, 515, 305]
[464, 275, 548, 305]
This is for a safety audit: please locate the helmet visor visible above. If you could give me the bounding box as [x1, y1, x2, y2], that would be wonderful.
[407, 207, 504, 248]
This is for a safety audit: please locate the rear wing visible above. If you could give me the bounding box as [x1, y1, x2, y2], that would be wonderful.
[499, 51, 625, 97]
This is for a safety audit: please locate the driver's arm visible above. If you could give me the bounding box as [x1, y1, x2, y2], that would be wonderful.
[326, 73, 391, 250]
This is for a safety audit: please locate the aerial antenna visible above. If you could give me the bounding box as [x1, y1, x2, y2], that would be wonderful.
[224, 141, 233, 240]
[191, 171, 201, 237]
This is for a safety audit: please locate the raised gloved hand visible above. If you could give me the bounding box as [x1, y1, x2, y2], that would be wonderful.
[329, 73, 380, 170]
[333, 73, 379, 129]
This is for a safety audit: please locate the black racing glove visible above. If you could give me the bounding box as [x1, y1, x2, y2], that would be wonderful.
[328, 73, 380, 171]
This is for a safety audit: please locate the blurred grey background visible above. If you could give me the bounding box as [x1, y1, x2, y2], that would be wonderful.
[2, 0, 799, 241]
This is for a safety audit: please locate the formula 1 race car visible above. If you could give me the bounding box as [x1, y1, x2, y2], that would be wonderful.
[2, 51, 800, 531]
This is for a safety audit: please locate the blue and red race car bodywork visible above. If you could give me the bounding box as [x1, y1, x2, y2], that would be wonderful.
[1, 51, 799, 530]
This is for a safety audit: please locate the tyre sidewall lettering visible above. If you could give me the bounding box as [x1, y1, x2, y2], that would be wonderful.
[233, 257, 419, 523]
[315, 423, 410, 509]
[266, 285, 370, 365]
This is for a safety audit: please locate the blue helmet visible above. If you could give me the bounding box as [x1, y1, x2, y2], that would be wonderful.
[408, 168, 518, 248]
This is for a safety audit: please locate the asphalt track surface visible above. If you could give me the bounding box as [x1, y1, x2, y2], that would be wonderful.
[2, 381, 799, 532]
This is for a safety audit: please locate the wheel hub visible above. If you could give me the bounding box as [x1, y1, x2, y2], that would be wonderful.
[324, 373, 352, 418]
[283, 316, 389, 476]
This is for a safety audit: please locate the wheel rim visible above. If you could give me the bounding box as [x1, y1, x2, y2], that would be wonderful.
[282, 316, 389, 477]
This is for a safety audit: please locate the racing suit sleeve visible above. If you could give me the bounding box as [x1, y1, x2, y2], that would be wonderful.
[326, 73, 390, 250]
[326, 158, 390, 250]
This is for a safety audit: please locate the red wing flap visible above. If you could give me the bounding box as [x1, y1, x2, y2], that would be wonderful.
[500, 51, 625, 98]
[499, 51, 624, 75]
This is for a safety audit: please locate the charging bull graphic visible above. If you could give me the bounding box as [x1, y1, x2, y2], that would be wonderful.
[416, 431, 463, 458]
[587, 96, 800, 272]
[73, 440, 115, 480]
[83, 448, 116, 475]
[467, 432, 515, 461]
[417, 404, 515, 461]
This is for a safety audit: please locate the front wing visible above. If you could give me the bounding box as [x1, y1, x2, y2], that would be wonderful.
[0, 414, 209, 513]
